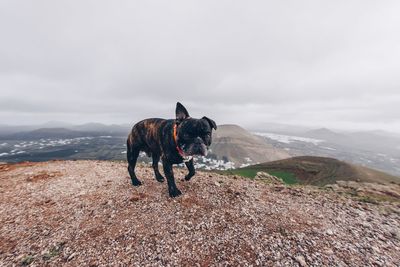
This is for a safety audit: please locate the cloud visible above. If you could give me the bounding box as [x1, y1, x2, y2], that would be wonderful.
[0, 0, 399, 132]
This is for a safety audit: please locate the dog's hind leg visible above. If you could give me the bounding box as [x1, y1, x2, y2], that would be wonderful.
[152, 154, 164, 183]
[127, 140, 142, 186]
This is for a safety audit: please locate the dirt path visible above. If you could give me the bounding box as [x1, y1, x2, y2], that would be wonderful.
[0, 161, 399, 266]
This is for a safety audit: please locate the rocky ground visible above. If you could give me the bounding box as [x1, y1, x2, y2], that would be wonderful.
[0, 160, 399, 266]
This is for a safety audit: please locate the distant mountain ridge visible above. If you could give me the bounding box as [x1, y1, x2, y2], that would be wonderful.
[305, 128, 345, 139]
[303, 128, 400, 156]
[0, 128, 105, 140]
[0, 123, 131, 139]
[71, 123, 130, 135]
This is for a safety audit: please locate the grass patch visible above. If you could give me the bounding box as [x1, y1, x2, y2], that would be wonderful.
[20, 255, 34, 266]
[356, 195, 379, 204]
[42, 242, 66, 261]
[226, 168, 299, 185]
[267, 171, 298, 185]
[228, 169, 258, 178]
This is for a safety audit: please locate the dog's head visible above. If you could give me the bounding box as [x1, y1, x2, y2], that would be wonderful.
[175, 102, 217, 157]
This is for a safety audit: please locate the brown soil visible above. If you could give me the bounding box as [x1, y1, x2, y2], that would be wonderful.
[0, 160, 399, 266]
[0, 162, 37, 173]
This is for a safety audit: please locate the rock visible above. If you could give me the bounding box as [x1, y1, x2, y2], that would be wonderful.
[255, 172, 284, 184]
[295, 255, 308, 267]
[129, 196, 140, 202]
[67, 252, 76, 261]
[326, 229, 334, 236]
[325, 249, 334, 255]
[389, 229, 400, 240]
[214, 181, 221, 187]
[325, 184, 340, 191]
[371, 246, 380, 253]
[273, 185, 285, 191]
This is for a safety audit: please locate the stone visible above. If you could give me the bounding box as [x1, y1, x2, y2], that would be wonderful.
[326, 229, 334, 235]
[67, 252, 77, 261]
[255, 172, 284, 184]
[295, 255, 308, 267]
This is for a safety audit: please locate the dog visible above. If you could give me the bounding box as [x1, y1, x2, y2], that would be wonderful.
[127, 102, 217, 197]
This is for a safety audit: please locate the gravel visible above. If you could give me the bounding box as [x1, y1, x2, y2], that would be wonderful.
[0, 160, 399, 266]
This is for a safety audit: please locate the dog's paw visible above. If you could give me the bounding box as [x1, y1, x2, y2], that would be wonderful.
[169, 188, 182, 198]
[155, 175, 165, 183]
[131, 179, 143, 186]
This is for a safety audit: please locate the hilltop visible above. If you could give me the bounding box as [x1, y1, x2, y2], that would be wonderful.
[1, 160, 399, 266]
[231, 156, 400, 186]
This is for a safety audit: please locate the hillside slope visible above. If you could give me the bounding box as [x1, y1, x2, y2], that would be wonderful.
[0, 161, 399, 266]
[210, 124, 290, 167]
[233, 156, 400, 186]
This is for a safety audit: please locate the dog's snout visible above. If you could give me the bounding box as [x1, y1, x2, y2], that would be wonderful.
[195, 137, 203, 144]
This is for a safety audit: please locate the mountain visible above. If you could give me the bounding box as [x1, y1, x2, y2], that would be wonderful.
[210, 124, 290, 167]
[304, 128, 349, 143]
[0, 125, 40, 136]
[72, 123, 130, 136]
[0, 128, 105, 140]
[300, 128, 400, 155]
[346, 131, 400, 153]
[357, 130, 400, 138]
[0, 121, 75, 136]
[1, 160, 399, 266]
[229, 156, 400, 186]
[40, 121, 74, 128]
[0, 122, 131, 137]
[247, 122, 312, 135]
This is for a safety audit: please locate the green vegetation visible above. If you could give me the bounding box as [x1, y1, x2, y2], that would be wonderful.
[226, 168, 299, 185]
[268, 170, 298, 184]
[228, 168, 258, 178]
[21, 255, 34, 266]
[42, 242, 66, 261]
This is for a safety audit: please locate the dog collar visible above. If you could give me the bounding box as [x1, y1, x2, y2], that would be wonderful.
[173, 123, 192, 162]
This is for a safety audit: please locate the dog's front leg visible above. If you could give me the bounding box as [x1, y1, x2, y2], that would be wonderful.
[184, 159, 195, 181]
[162, 160, 182, 197]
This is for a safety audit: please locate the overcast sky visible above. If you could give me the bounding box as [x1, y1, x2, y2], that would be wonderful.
[1, 0, 400, 132]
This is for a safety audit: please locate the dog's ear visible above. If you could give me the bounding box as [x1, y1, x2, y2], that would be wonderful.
[176, 102, 190, 121]
[202, 116, 217, 130]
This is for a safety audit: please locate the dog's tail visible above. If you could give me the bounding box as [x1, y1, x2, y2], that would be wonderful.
[126, 134, 133, 164]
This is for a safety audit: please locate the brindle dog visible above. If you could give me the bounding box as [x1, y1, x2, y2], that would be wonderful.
[127, 102, 217, 197]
